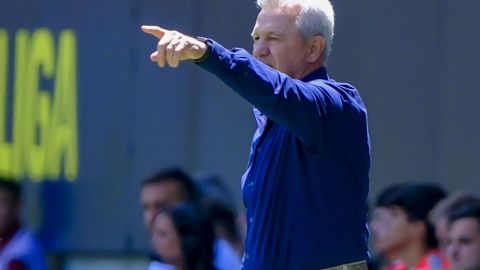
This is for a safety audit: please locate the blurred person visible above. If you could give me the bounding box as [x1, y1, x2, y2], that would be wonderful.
[141, 168, 201, 233]
[141, 0, 371, 268]
[0, 178, 47, 270]
[370, 183, 449, 270]
[152, 202, 216, 270]
[140, 167, 240, 270]
[429, 192, 480, 250]
[194, 172, 236, 212]
[195, 173, 244, 256]
[445, 201, 480, 270]
[368, 184, 405, 270]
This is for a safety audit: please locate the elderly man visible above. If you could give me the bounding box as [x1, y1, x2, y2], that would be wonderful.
[142, 0, 371, 269]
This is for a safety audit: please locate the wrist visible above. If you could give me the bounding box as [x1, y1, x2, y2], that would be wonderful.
[194, 37, 211, 63]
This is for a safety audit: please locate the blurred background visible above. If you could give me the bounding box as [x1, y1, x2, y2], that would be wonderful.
[0, 0, 479, 269]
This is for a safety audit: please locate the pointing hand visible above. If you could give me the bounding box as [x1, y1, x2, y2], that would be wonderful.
[142, 25, 207, 68]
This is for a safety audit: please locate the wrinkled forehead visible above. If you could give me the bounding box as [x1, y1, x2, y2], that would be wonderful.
[259, 1, 302, 13]
[252, 7, 299, 35]
[258, 4, 301, 20]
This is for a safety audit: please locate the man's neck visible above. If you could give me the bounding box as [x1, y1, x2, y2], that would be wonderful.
[397, 242, 430, 268]
[296, 64, 324, 80]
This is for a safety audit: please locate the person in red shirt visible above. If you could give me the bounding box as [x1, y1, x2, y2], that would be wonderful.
[370, 183, 449, 270]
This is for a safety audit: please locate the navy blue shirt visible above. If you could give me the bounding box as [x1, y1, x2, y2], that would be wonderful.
[197, 39, 370, 270]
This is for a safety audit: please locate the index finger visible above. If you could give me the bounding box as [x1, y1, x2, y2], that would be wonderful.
[141, 25, 168, 39]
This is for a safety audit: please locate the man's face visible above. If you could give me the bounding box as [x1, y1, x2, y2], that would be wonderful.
[369, 206, 417, 257]
[251, 7, 312, 79]
[446, 217, 480, 270]
[0, 189, 18, 234]
[140, 181, 186, 233]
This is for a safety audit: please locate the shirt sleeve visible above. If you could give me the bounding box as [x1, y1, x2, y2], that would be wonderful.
[195, 39, 363, 148]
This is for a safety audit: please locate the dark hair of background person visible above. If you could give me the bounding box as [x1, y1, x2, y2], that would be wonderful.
[204, 200, 242, 248]
[166, 202, 216, 270]
[195, 173, 243, 250]
[376, 182, 447, 249]
[448, 200, 480, 225]
[195, 172, 236, 211]
[430, 191, 480, 223]
[0, 177, 21, 203]
[142, 167, 202, 202]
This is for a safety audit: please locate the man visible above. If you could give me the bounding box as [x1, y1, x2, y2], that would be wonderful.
[429, 192, 480, 250]
[370, 183, 449, 270]
[142, 0, 371, 269]
[140, 167, 241, 270]
[0, 178, 47, 270]
[141, 167, 200, 233]
[446, 201, 480, 270]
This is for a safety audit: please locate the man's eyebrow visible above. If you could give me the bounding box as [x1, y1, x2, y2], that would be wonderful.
[251, 31, 283, 37]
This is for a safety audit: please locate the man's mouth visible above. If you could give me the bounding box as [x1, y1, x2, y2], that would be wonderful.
[258, 59, 274, 69]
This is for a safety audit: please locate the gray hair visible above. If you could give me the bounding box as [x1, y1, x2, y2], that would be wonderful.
[256, 0, 335, 64]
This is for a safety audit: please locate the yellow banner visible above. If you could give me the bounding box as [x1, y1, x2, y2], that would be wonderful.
[0, 28, 79, 182]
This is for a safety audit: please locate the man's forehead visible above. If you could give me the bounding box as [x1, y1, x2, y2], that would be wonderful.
[142, 181, 182, 194]
[451, 217, 480, 233]
[256, 7, 298, 22]
[260, 3, 301, 15]
[374, 206, 407, 217]
[252, 10, 296, 35]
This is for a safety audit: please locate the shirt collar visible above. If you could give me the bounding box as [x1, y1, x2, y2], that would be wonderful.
[301, 66, 329, 82]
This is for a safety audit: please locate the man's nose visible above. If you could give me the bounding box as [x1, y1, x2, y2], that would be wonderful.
[369, 219, 380, 233]
[253, 41, 269, 58]
[446, 243, 458, 259]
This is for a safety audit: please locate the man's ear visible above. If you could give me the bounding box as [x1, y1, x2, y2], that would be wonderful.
[306, 36, 325, 64]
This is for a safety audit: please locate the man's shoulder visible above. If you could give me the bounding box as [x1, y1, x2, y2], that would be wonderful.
[308, 78, 366, 111]
[307, 78, 358, 93]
